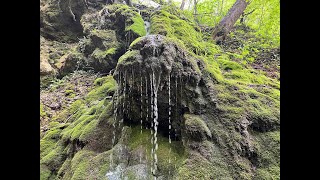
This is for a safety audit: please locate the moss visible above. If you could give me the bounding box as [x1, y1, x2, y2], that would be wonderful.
[129, 37, 143, 48]
[40, 103, 47, 118]
[70, 150, 96, 180]
[151, 8, 211, 56]
[65, 89, 74, 96]
[106, 4, 146, 39]
[57, 158, 72, 179]
[52, 99, 86, 123]
[49, 121, 60, 128]
[40, 142, 66, 171]
[91, 47, 119, 60]
[87, 151, 112, 178]
[255, 166, 280, 180]
[126, 170, 137, 179]
[85, 75, 116, 102]
[217, 58, 243, 71]
[125, 15, 146, 37]
[57, 150, 112, 179]
[61, 115, 95, 141]
[184, 114, 212, 141]
[40, 124, 67, 158]
[106, 47, 117, 55]
[176, 153, 232, 180]
[70, 115, 96, 141]
[40, 164, 52, 180]
[79, 119, 99, 141]
[117, 50, 140, 64]
[60, 99, 110, 143]
[90, 29, 116, 41]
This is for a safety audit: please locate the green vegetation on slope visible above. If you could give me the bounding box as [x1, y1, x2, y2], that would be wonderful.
[40, 75, 117, 179]
[150, 5, 279, 179]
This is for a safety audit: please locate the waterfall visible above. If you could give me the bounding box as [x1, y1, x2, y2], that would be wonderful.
[152, 71, 159, 177]
[150, 73, 154, 175]
[145, 77, 149, 163]
[144, 21, 151, 35]
[168, 73, 172, 176]
[140, 75, 143, 164]
[120, 71, 127, 161]
[146, 77, 149, 130]
[149, 70, 161, 179]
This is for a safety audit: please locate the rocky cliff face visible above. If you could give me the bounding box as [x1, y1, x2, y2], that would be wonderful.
[40, 1, 280, 180]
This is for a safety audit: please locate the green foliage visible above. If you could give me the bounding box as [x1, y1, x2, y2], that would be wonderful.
[244, 0, 280, 46]
[193, 0, 279, 46]
[194, 0, 236, 26]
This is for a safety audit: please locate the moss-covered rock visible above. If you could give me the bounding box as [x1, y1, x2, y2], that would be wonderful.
[183, 114, 212, 141]
[40, 0, 87, 42]
[114, 35, 204, 132]
[176, 151, 232, 180]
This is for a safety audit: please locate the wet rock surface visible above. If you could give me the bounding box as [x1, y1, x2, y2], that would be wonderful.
[113, 35, 208, 138]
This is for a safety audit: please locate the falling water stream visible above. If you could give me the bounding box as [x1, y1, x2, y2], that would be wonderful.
[152, 70, 160, 178]
[145, 21, 151, 35]
[108, 33, 190, 179]
[168, 73, 172, 176]
[140, 75, 143, 164]
[150, 73, 154, 175]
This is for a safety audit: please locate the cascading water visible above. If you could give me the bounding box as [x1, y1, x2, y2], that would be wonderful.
[144, 21, 151, 35]
[149, 70, 161, 179]
[109, 35, 201, 179]
[168, 73, 172, 176]
[140, 75, 143, 164]
[150, 73, 154, 175]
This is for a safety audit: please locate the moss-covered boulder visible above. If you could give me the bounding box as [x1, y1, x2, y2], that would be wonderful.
[113, 35, 207, 138]
[53, 3, 147, 77]
[183, 114, 212, 142]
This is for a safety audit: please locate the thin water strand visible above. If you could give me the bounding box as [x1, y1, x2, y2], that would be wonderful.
[168, 73, 172, 176]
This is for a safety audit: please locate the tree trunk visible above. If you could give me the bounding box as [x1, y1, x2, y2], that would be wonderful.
[180, 0, 186, 10]
[213, 0, 249, 42]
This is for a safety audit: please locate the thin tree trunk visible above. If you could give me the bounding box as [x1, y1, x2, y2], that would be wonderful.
[213, 0, 249, 42]
[180, 0, 186, 10]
